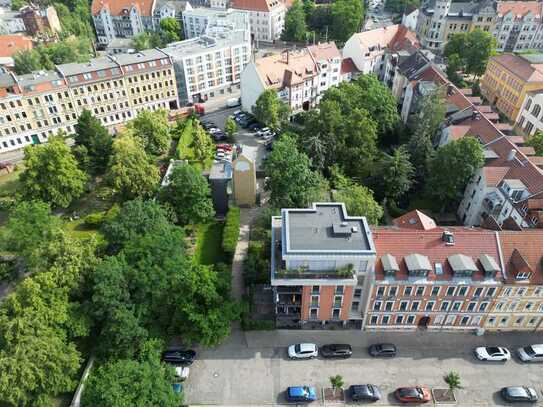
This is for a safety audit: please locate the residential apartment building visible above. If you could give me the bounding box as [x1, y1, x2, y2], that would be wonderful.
[229, 0, 285, 42]
[19, 4, 61, 36]
[416, 0, 496, 51]
[163, 20, 251, 105]
[270, 203, 377, 328]
[0, 34, 33, 69]
[241, 42, 341, 113]
[153, 0, 192, 29]
[484, 231, 543, 331]
[367, 211, 503, 331]
[481, 54, 543, 122]
[515, 90, 543, 136]
[342, 24, 419, 84]
[0, 49, 179, 153]
[182, 7, 249, 39]
[494, 2, 543, 52]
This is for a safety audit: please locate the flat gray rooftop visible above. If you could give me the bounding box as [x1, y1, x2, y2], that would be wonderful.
[284, 204, 371, 253]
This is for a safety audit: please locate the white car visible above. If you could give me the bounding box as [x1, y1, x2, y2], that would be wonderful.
[517, 344, 543, 362]
[174, 366, 190, 381]
[474, 346, 511, 361]
[288, 343, 318, 359]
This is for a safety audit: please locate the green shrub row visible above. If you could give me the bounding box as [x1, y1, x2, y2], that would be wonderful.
[222, 206, 240, 255]
[175, 118, 194, 160]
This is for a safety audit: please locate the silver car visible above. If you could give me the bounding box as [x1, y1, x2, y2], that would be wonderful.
[517, 344, 543, 362]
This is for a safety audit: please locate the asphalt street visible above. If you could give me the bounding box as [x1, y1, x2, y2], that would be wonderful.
[184, 329, 543, 406]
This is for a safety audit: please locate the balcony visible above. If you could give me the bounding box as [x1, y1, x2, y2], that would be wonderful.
[275, 264, 355, 280]
[277, 293, 301, 306]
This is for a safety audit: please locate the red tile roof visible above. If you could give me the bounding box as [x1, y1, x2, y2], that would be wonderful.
[491, 54, 543, 83]
[392, 210, 436, 230]
[483, 166, 510, 187]
[307, 42, 341, 62]
[91, 0, 154, 17]
[499, 230, 543, 284]
[371, 226, 502, 281]
[0, 35, 33, 58]
[498, 1, 543, 21]
[230, 0, 283, 12]
[341, 57, 358, 75]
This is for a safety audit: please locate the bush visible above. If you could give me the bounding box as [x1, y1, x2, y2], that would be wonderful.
[214, 262, 232, 298]
[240, 298, 275, 331]
[175, 118, 194, 159]
[243, 242, 270, 285]
[387, 200, 405, 219]
[84, 212, 105, 228]
[222, 206, 240, 255]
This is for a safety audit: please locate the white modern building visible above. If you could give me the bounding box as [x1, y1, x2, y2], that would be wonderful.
[241, 42, 341, 113]
[516, 91, 543, 136]
[229, 0, 285, 42]
[182, 7, 249, 39]
[163, 11, 251, 105]
[153, 0, 192, 29]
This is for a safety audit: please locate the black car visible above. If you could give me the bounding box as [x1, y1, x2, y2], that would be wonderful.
[320, 344, 352, 359]
[350, 384, 382, 402]
[201, 121, 216, 130]
[500, 387, 538, 403]
[162, 349, 196, 365]
[368, 343, 397, 357]
[248, 122, 263, 131]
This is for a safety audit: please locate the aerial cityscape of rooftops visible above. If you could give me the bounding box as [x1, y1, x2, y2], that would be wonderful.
[2, 0, 543, 404]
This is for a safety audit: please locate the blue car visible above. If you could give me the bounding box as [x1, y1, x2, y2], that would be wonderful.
[286, 386, 317, 402]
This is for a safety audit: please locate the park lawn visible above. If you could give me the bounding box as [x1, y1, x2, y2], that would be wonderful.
[193, 221, 226, 266]
[0, 166, 23, 198]
[64, 218, 104, 241]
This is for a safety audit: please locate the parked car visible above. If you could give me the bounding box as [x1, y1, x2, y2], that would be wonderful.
[216, 143, 232, 151]
[474, 346, 510, 361]
[234, 113, 247, 123]
[394, 387, 431, 403]
[226, 97, 241, 107]
[320, 344, 352, 359]
[368, 343, 397, 357]
[201, 121, 216, 130]
[286, 386, 317, 402]
[162, 349, 196, 365]
[172, 383, 183, 394]
[256, 127, 270, 137]
[174, 366, 190, 381]
[349, 384, 381, 402]
[262, 133, 275, 141]
[517, 344, 543, 362]
[288, 343, 318, 359]
[248, 122, 263, 131]
[501, 386, 538, 403]
[216, 151, 225, 160]
[213, 131, 226, 141]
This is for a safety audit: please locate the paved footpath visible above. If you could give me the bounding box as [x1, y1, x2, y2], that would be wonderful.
[185, 329, 543, 407]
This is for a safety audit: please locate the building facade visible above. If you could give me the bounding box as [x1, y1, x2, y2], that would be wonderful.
[481, 54, 543, 123]
[163, 11, 251, 105]
[270, 203, 377, 328]
[230, 0, 285, 42]
[515, 91, 543, 136]
[494, 2, 543, 52]
[0, 49, 178, 153]
[19, 5, 61, 36]
[153, 0, 192, 29]
[182, 7, 249, 39]
[241, 42, 341, 113]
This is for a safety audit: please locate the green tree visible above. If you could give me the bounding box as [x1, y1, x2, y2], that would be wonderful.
[55, 0, 95, 39]
[160, 164, 215, 225]
[74, 109, 113, 174]
[107, 134, 160, 200]
[190, 123, 214, 163]
[444, 371, 462, 393]
[13, 49, 41, 74]
[225, 117, 237, 142]
[330, 0, 363, 42]
[426, 136, 484, 207]
[384, 0, 419, 13]
[133, 32, 164, 51]
[408, 86, 446, 181]
[329, 374, 344, 395]
[81, 345, 181, 407]
[527, 131, 543, 156]
[264, 133, 321, 208]
[332, 170, 383, 224]
[253, 89, 290, 131]
[282, 0, 308, 42]
[303, 0, 315, 24]
[127, 109, 171, 156]
[159, 17, 182, 43]
[372, 146, 414, 202]
[446, 53, 464, 86]
[444, 29, 496, 77]
[101, 199, 174, 251]
[19, 136, 87, 208]
[11, 0, 26, 10]
[1, 201, 62, 266]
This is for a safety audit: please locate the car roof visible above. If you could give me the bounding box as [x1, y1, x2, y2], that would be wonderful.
[528, 344, 543, 351]
[378, 343, 396, 350]
[299, 343, 317, 351]
[399, 387, 420, 396]
[352, 384, 372, 394]
[324, 344, 351, 349]
[505, 387, 530, 397]
[288, 386, 307, 396]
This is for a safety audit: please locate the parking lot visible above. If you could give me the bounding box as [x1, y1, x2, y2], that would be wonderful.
[184, 329, 543, 406]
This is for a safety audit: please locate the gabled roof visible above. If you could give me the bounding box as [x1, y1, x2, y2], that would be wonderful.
[392, 210, 436, 230]
[490, 54, 543, 83]
[91, 0, 155, 17]
[341, 57, 358, 75]
[347, 24, 419, 55]
[0, 34, 33, 58]
[230, 0, 283, 12]
[483, 167, 510, 187]
[498, 1, 543, 21]
[499, 230, 543, 284]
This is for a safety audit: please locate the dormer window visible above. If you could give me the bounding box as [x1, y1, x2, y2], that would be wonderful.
[448, 254, 478, 278]
[382, 253, 399, 277]
[516, 271, 531, 281]
[405, 253, 431, 277]
[479, 253, 500, 279]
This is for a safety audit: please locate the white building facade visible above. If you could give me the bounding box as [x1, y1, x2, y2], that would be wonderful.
[230, 0, 285, 42]
[515, 91, 543, 136]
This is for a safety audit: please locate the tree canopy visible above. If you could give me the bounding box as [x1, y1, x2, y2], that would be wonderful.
[330, 0, 364, 42]
[527, 131, 543, 156]
[371, 146, 414, 203]
[282, 0, 307, 42]
[159, 164, 215, 226]
[444, 29, 496, 77]
[426, 136, 484, 206]
[74, 109, 113, 174]
[127, 109, 171, 156]
[19, 135, 88, 208]
[252, 89, 290, 131]
[264, 133, 322, 208]
[159, 17, 182, 44]
[107, 134, 159, 200]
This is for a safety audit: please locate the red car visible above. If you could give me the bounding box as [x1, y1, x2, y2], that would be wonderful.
[216, 144, 232, 151]
[395, 387, 431, 403]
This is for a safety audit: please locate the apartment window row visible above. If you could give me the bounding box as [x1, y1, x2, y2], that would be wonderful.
[375, 285, 496, 298]
[373, 298, 490, 313]
[369, 314, 417, 325]
[486, 315, 540, 327]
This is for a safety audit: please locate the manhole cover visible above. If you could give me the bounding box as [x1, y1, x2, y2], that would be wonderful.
[213, 372, 220, 378]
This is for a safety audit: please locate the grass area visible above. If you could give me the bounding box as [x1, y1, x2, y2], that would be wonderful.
[50, 394, 73, 407]
[64, 218, 104, 241]
[193, 221, 226, 265]
[0, 166, 23, 198]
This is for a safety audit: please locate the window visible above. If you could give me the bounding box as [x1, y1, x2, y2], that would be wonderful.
[351, 301, 359, 312]
[312, 286, 320, 295]
[354, 288, 362, 298]
[396, 315, 404, 324]
[334, 296, 342, 308]
[532, 104, 541, 117]
[373, 301, 382, 311]
[416, 287, 425, 296]
[389, 286, 397, 296]
[310, 308, 318, 319]
[452, 301, 462, 311]
[332, 308, 341, 319]
[399, 301, 408, 311]
[457, 286, 468, 296]
[516, 272, 531, 280]
[406, 315, 415, 324]
[460, 316, 470, 325]
[411, 301, 420, 311]
[515, 316, 524, 325]
[486, 287, 496, 297]
[441, 301, 450, 311]
[473, 287, 483, 297]
[310, 295, 319, 307]
[336, 286, 344, 294]
[382, 315, 390, 324]
[385, 301, 394, 311]
[446, 286, 456, 296]
[467, 302, 477, 311]
[370, 315, 378, 324]
[425, 301, 435, 311]
[479, 302, 488, 312]
[377, 287, 385, 296]
[431, 287, 440, 296]
[404, 286, 413, 296]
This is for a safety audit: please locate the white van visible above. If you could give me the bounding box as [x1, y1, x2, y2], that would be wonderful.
[226, 97, 241, 107]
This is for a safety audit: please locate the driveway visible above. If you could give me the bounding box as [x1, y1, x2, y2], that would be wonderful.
[184, 330, 543, 406]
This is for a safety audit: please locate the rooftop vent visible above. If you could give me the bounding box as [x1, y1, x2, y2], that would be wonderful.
[351, 226, 358, 233]
[435, 262, 443, 275]
[507, 149, 517, 161]
[332, 223, 352, 237]
[442, 231, 454, 245]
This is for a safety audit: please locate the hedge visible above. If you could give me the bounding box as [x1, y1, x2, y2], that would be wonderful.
[175, 118, 194, 160]
[222, 206, 240, 255]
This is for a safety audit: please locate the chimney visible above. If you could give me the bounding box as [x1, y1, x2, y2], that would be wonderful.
[507, 149, 517, 161]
